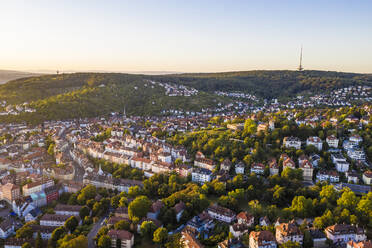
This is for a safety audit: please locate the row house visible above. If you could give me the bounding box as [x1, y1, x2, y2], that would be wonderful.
[207, 204, 236, 223]
[130, 157, 153, 171]
[194, 158, 216, 171]
[325, 224, 366, 245]
[40, 214, 71, 227]
[174, 164, 192, 177]
[83, 174, 143, 192]
[54, 204, 82, 216]
[151, 161, 172, 174]
[22, 179, 54, 196]
[31, 225, 58, 240]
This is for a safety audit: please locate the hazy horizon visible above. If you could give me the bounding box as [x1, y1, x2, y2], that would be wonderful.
[1, 0, 372, 73]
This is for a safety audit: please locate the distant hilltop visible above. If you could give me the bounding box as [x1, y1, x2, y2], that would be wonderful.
[0, 70, 42, 84]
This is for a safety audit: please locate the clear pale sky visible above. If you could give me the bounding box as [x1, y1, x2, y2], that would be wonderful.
[1, 0, 371, 73]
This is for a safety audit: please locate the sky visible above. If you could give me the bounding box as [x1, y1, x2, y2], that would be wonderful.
[0, 0, 371, 73]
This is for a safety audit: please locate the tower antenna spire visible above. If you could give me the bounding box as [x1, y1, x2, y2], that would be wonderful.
[298, 46, 304, 71]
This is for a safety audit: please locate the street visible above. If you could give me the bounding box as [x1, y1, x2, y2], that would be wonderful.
[87, 216, 107, 248]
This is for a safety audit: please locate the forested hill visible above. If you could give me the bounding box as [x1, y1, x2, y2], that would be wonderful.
[150, 70, 372, 99]
[0, 70, 371, 123]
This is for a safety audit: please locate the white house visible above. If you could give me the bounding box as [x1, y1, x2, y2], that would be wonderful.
[325, 224, 366, 245]
[192, 168, 213, 184]
[347, 149, 366, 161]
[363, 171, 372, 185]
[306, 136, 323, 151]
[40, 214, 70, 227]
[326, 135, 339, 148]
[283, 137, 301, 150]
[331, 154, 350, 172]
[235, 162, 245, 174]
[251, 163, 265, 175]
[207, 205, 236, 223]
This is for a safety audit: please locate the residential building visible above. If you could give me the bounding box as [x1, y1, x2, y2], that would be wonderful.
[331, 153, 350, 172]
[346, 172, 359, 184]
[0, 218, 15, 239]
[325, 224, 366, 245]
[299, 160, 313, 181]
[249, 230, 277, 248]
[1, 183, 20, 203]
[347, 240, 372, 248]
[275, 222, 303, 245]
[147, 200, 163, 219]
[40, 214, 71, 227]
[235, 162, 245, 174]
[316, 170, 340, 183]
[194, 158, 216, 171]
[309, 228, 327, 248]
[220, 159, 231, 171]
[269, 159, 279, 176]
[54, 204, 82, 216]
[192, 168, 213, 184]
[283, 137, 301, 150]
[326, 135, 339, 148]
[25, 208, 42, 222]
[4, 238, 34, 248]
[181, 230, 204, 248]
[174, 201, 186, 222]
[363, 171, 372, 185]
[107, 229, 134, 248]
[347, 149, 366, 161]
[207, 205, 236, 223]
[306, 136, 323, 150]
[251, 163, 265, 175]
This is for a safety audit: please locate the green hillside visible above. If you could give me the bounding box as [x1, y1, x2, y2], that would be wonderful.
[0, 73, 226, 123]
[152, 70, 372, 98]
[0, 70, 371, 123]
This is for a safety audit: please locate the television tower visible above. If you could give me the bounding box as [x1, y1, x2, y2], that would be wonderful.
[298, 46, 304, 71]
